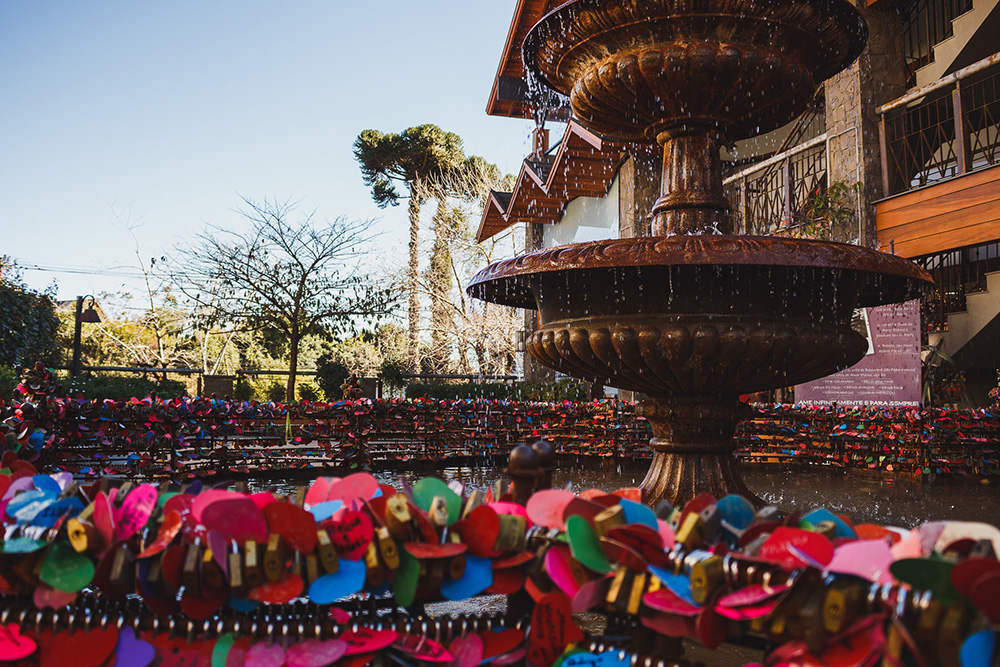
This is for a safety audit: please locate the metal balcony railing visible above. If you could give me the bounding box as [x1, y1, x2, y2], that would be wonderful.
[900, 0, 974, 87]
[879, 52, 1000, 197]
[723, 135, 828, 235]
[912, 239, 1000, 331]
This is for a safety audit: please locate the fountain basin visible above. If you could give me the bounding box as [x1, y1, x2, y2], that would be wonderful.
[469, 236, 931, 395]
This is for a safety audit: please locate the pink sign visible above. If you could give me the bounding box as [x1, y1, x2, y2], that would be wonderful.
[796, 299, 922, 407]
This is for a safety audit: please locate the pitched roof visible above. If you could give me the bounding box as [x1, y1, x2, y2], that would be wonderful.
[476, 121, 658, 241]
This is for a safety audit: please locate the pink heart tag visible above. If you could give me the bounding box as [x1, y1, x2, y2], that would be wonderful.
[644, 587, 702, 617]
[392, 635, 453, 662]
[572, 574, 613, 613]
[201, 498, 268, 543]
[93, 492, 115, 551]
[828, 539, 894, 584]
[526, 489, 575, 530]
[327, 473, 378, 504]
[245, 642, 285, 667]
[340, 628, 398, 655]
[304, 477, 338, 509]
[717, 584, 789, 608]
[284, 639, 347, 667]
[448, 634, 484, 667]
[113, 484, 157, 541]
[759, 527, 833, 570]
[33, 584, 77, 609]
[715, 599, 780, 620]
[545, 544, 584, 597]
[0, 624, 36, 661]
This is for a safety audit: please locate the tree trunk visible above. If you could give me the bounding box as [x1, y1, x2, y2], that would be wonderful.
[429, 200, 453, 373]
[287, 329, 299, 403]
[407, 193, 422, 372]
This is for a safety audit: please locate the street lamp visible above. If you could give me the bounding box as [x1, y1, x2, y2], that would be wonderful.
[71, 295, 100, 377]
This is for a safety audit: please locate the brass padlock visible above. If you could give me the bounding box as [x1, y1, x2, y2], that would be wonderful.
[675, 512, 705, 550]
[363, 541, 385, 588]
[822, 578, 865, 634]
[627, 571, 648, 616]
[689, 554, 725, 605]
[228, 544, 245, 596]
[937, 601, 970, 667]
[110, 543, 136, 595]
[428, 496, 449, 531]
[304, 554, 320, 586]
[264, 533, 284, 583]
[202, 548, 224, 590]
[797, 584, 828, 654]
[494, 514, 527, 552]
[375, 527, 400, 570]
[182, 539, 202, 596]
[461, 491, 484, 520]
[385, 494, 412, 542]
[316, 529, 339, 574]
[243, 539, 262, 590]
[698, 505, 722, 544]
[593, 505, 626, 539]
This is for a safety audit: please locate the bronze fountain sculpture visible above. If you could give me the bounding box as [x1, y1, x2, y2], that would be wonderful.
[468, 0, 933, 506]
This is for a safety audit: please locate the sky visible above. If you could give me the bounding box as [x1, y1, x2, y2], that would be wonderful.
[0, 1, 535, 303]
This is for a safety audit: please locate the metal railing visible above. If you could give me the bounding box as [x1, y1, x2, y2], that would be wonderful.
[879, 52, 1000, 197]
[912, 239, 1000, 331]
[723, 135, 828, 235]
[901, 0, 974, 87]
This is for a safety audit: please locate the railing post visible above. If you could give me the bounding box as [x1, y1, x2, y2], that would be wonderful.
[879, 115, 891, 196]
[952, 83, 972, 174]
[782, 158, 793, 226]
[739, 177, 748, 234]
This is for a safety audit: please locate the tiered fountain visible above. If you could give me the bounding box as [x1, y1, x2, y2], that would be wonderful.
[469, 0, 933, 505]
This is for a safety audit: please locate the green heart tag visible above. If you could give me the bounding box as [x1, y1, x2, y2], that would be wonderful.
[411, 478, 461, 526]
[40, 542, 94, 592]
[394, 551, 421, 608]
[566, 515, 611, 574]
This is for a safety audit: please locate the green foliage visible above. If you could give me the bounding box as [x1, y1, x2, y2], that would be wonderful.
[233, 378, 254, 401]
[0, 367, 17, 402]
[785, 180, 861, 241]
[0, 260, 62, 369]
[264, 381, 285, 403]
[63, 374, 188, 400]
[379, 359, 408, 390]
[297, 381, 321, 402]
[315, 354, 350, 400]
[404, 379, 587, 402]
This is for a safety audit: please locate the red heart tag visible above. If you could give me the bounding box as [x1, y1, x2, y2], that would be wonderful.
[717, 583, 789, 608]
[391, 635, 453, 662]
[39, 626, 119, 667]
[137, 510, 183, 559]
[249, 575, 304, 604]
[605, 524, 668, 567]
[572, 573, 613, 613]
[759, 527, 834, 570]
[454, 505, 500, 557]
[327, 510, 374, 561]
[0, 624, 36, 661]
[201, 498, 268, 543]
[262, 502, 317, 553]
[695, 606, 729, 650]
[526, 489, 575, 531]
[481, 629, 524, 660]
[527, 593, 583, 666]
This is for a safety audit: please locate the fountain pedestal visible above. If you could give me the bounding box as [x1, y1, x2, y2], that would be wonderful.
[638, 395, 754, 505]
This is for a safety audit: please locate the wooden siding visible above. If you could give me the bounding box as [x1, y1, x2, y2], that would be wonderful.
[876, 165, 1000, 258]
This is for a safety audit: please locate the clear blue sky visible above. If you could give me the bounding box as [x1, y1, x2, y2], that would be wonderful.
[0, 1, 533, 301]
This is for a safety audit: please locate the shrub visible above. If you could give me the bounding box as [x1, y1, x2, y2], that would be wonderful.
[379, 359, 408, 391]
[264, 381, 285, 403]
[298, 381, 321, 402]
[62, 374, 188, 400]
[0, 367, 17, 402]
[403, 379, 587, 402]
[315, 354, 350, 400]
[233, 379, 254, 401]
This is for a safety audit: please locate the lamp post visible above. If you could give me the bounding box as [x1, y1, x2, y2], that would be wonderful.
[71, 295, 100, 377]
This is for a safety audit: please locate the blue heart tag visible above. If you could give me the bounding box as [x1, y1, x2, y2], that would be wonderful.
[649, 565, 699, 606]
[441, 555, 492, 600]
[309, 500, 344, 522]
[619, 499, 657, 528]
[961, 630, 996, 667]
[307, 559, 366, 603]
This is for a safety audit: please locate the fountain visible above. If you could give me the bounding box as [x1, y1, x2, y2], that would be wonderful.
[468, 0, 933, 506]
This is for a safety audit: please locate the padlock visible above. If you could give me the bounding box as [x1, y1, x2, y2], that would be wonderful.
[493, 479, 510, 501]
[698, 505, 722, 544]
[812, 520, 837, 540]
[448, 553, 466, 581]
[675, 512, 706, 550]
[144, 553, 168, 596]
[110, 543, 136, 595]
[593, 505, 626, 539]
[294, 487, 307, 507]
[228, 543, 245, 596]
[881, 622, 905, 667]
[494, 514, 527, 552]
[654, 500, 674, 521]
[797, 583, 828, 654]
[304, 554, 320, 586]
[290, 551, 304, 581]
[182, 538, 202, 596]
[375, 527, 400, 571]
[689, 554, 725, 605]
[937, 601, 970, 667]
[822, 578, 865, 634]
[363, 541, 385, 588]
[66, 503, 99, 554]
[627, 571, 648, 616]
[244, 539, 262, 589]
[606, 566, 630, 611]
[202, 547, 224, 590]
[264, 533, 284, 583]
[316, 529, 339, 574]
[428, 496, 449, 532]
[461, 491, 484, 520]
[969, 538, 997, 559]
[385, 494, 412, 542]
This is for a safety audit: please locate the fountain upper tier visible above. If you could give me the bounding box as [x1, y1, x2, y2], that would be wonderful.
[523, 0, 867, 144]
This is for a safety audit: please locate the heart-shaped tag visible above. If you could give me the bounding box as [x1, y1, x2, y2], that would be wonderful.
[566, 515, 611, 574]
[244, 642, 285, 667]
[643, 587, 701, 617]
[284, 639, 347, 667]
[448, 634, 484, 667]
[249, 575, 304, 604]
[137, 510, 183, 559]
[307, 558, 366, 604]
[392, 635, 453, 662]
[827, 539, 894, 583]
[619, 499, 657, 529]
[717, 583, 789, 608]
[528, 593, 583, 667]
[454, 505, 499, 557]
[526, 489, 575, 531]
[441, 555, 492, 600]
[0, 624, 36, 661]
[562, 650, 631, 667]
[114, 627, 155, 667]
[304, 477, 336, 509]
[759, 527, 834, 570]
[201, 498, 267, 543]
[546, 544, 586, 598]
[961, 629, 996, 667]
[572, 574, 613, 613]
[327, 473, 379, 505]
[113, 484, 157, 541]
[340, 628, 398, 655]
[309, 499, 344, 522]
[262, 501, 317, 553]
[40, 542, 94, 592]
[411, 477, 461, 525]
[481, 629, 524, 660]
[41, 626, 119, 667]
[33, 584, 77, 610]
[394, 551, 421, 607]
[327, 510, 373, 561]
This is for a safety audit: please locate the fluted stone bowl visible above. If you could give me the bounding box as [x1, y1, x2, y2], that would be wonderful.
[468, 236, 932, 397]
[523, 0, 867, 143]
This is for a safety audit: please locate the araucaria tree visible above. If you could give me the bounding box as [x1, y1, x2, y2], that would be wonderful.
[353, 124, 465, 370]
[173, 197, 395, 401]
